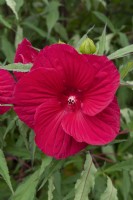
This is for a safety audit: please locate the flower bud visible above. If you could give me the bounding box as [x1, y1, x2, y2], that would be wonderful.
[79, 38, 96, 54]
[58, 40, 65, 44]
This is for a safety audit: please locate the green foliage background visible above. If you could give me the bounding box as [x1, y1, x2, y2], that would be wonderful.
[0, 0, 133, 199]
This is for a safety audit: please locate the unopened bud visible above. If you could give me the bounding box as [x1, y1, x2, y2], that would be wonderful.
[58, 40, 65, 44]
[79, 38, 96, 54]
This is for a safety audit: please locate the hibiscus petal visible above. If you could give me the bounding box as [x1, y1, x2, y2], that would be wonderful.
[13, 68, 64, 128]
[34, 100, 87, 159]
[32, 43, 78, 70]
[62, 97, 120, 145]
[33, 44, 95, 90]
[14, 38, 39, 80]
[0, 70, 15, 114]
[82, 55, 120, 116]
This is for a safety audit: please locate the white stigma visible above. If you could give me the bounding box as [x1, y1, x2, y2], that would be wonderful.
[68, 96, 76, 105]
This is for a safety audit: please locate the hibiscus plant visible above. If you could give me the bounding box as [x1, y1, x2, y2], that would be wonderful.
[0, 32, 133, 199]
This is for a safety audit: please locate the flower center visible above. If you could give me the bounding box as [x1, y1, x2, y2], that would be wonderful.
[68, 95, 77, 105]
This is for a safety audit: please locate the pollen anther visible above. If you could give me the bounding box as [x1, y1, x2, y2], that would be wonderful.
[68, 96, 76, 105]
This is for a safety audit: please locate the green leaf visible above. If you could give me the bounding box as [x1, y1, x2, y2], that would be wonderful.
[120, 62, 133, 79]
[0, 149, 14, 194]
[12, 157, 52, 200]
[100, 176, 118, 200]
[0, 14, 12, 29]
[122, 171, 130, 200]
[93, 11, 116, 32]
[104, 158, 133, 173]
[48, 176, 55, 200]
[23, 22, 46, 38]
[15, 25, 23, 49]
[11, 170, 39, 200]
[108, 44, 133, 60]
[1, 36, 15, 63]
[5, 0, 18, 20]
[54, 22, 68, 41]
[39, 159, 64, 190]
[17, 119, 29, 150]
[29, 130, 36, 166]
[3, 116, 18, 140]
[46, 1, 60, 35]
[39, 156, 53, 177]
[97, 26, 106, 55]
[0, 63, 32, 72]
[15, 0, 24, 12]
[74, 154, 97, 200]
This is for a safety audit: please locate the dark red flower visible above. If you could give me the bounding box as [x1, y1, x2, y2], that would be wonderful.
[13, 44, 120, 159]
[14, 38, 39, 80]
[0, 70, 15, 114]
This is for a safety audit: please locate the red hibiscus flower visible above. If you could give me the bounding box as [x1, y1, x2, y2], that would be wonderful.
[0, 39, 38, 114]
[13, 44, 120, 159]
[14, 38, 39, 80]
[0, 69, 15, 114]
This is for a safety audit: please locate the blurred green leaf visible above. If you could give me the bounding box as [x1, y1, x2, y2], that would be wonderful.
[74, 154, 97, 200]
[15, 25, 23, 49]
[0, 149, 14, 194]
[97, 26, 106, 55]
[0, 14, 12, 29]
[23, 22, 46, 38]
[122, 171, 130, 200]
[99, 176, 118, 200]
[48, 176, 55, 200]
[120, 61, 133, 79]
[54, 23, 68, 41]
[5, 0, 18, 20]
[93, 11, 116, 32]
[108, 44, 133, 60]
[15, 0, 24, 12]
[1, 36, 15, 63]
[45, 1, 60, 35]
[104, 158, 133, 173]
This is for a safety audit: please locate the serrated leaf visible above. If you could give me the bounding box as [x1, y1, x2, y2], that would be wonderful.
[48, 176, 55, 200]
[108, 44, 133, 60]
[120, 62, 133, 79]
[12, 157, 52, 200]
[11, 170, 39, 200]
[0, 149, 14, 194]
[100, 176, 118, 200]
[97, 26, 106, 55]
[5, 0, 18, 19]
[0, 14, 12, 29]
[74, 154, 97, 200]
[0, 63, 32, 72]
[93, 11, 115, 32]
[104, 158, 133, 173]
